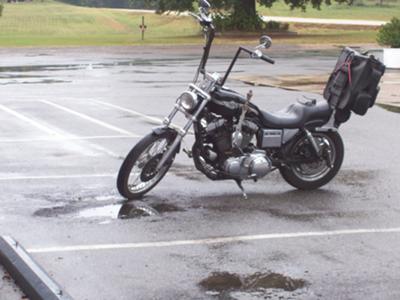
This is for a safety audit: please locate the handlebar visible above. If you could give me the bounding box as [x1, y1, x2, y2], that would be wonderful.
[260, 54, 275, 64]
[242, 47, 275, 65]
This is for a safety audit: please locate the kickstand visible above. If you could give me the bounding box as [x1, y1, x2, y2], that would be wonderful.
[235, 180, 248, 200]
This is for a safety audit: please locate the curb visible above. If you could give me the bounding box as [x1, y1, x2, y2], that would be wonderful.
[0, 236, 73, 300]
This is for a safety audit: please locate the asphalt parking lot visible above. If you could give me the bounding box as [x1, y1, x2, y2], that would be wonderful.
[1, 44, 400, 300]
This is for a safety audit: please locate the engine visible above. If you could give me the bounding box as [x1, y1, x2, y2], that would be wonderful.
[223, 151, 272, 180]
[201, 117, 272, 180]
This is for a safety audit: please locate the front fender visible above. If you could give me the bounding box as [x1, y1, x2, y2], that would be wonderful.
[152, 126, 181, 153]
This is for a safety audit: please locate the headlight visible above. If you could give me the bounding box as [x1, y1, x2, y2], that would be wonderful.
[179, 91, 198, 111]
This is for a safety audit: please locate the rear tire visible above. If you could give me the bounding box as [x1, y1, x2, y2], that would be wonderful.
[117, 132, 176, 199]
[280, 131, 344, 190]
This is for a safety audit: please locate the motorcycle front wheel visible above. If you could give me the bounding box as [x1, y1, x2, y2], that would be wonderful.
[280, 131, 344, 190]
[117, 132, 176, 199]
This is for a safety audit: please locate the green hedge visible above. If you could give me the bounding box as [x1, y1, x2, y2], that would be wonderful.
[377, 17, 400, 48]
[0, 4, 3, 18]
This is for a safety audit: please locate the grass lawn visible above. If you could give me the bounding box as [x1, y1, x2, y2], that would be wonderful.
[0, 0, 380, 47]
[258, 0, 400, 21]
[0, 0, 201, 47]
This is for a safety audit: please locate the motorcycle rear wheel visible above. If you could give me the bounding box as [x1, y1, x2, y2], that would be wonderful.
[117, 132, 176, 199]
[280, 131, 344, 190]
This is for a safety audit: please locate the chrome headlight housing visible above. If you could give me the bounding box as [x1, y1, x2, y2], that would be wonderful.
[179, 91, 198, 112]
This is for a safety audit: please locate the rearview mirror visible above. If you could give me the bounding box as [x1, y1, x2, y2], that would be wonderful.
[199, 0, 211, 9]
[199, 0, 212, 23]
[259, 35, 272, 49]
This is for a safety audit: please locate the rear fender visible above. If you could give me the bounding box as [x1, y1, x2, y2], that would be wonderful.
[314, 127, 338, 133]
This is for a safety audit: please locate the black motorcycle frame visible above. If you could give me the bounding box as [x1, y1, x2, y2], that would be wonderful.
[156, 21, 323, 177]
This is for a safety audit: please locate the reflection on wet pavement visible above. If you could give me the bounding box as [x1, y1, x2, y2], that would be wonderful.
[33, 200, 184, 220]
[0, 79, 71, 85]
[0, 58, 194, 73]
[78, 201, 160, 219]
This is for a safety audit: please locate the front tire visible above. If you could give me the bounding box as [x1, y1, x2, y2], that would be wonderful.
[117, 132, 177, 199]
[280, 131, 344, 190]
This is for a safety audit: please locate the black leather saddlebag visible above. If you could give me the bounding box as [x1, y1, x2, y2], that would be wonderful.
[323, 47, 386, 125]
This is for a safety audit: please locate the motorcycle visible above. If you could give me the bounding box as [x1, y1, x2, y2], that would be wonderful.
[117, 0, 385, 199]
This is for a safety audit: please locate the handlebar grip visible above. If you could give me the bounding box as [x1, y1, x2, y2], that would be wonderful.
[260, 54, 275, 64]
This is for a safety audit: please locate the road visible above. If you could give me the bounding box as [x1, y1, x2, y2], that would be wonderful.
[108, 8, 387, 27]
[0, 44, 399, 300]
[261, 16, 386, 27]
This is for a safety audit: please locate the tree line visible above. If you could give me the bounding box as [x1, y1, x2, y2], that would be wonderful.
[57, 0, 353, 31]
[58, 0, 155, 9]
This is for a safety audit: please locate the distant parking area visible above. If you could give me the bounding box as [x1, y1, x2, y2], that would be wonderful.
[1, 45, 400, 299]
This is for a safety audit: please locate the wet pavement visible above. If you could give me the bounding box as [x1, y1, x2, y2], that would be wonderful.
[0, 44, 399, 299]
[0, 266, 23, 300]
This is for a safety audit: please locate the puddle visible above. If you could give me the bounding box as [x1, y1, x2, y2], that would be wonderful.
[34, 200, 183, 220]
[0, 74, 47, 79]
[199, 272, 307, 297]
[244, 273, 307, 291]
[264, 208, 364, 222]
[76, 201, 161, 219]
[117, 202, 160, 219]
[33, 205, 76, 217]
[151, 203, 184, 213]
[0, 79, 71, 85]
[0, 58, 193, 74]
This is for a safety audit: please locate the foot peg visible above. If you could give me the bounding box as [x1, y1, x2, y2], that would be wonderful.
[183, 148, 193, 158]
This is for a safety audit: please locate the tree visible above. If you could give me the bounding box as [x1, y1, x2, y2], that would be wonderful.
[151, 0, 353, 30]
[377, 17, 400, 48]
[59, 0, 156, 9]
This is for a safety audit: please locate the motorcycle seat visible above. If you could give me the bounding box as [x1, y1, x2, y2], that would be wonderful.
[259, 100, 332, 129]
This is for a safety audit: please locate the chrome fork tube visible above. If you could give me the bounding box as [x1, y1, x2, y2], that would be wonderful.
[156, 98, 210, 171]
[163, 106, 179, 126]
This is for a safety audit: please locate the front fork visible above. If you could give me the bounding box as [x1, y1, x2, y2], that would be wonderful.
[156, 85, 211, 171]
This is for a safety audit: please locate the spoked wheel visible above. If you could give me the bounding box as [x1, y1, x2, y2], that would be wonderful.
[117, 132, 177, 199]
[280, 131, 344, 190]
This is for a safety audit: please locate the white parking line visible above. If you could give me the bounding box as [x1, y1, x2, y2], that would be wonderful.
[0, 174, 116, 181]
[40, 100, 140, 137]
[0, 104, 121, 157]
[28, 227, 400, 254]
[88, 99, 194, 135]
[0, 135, 139, 143]
[88, 99, 163, 125]
[0, 104, 63, 137]
[0, 170, 199, 182]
